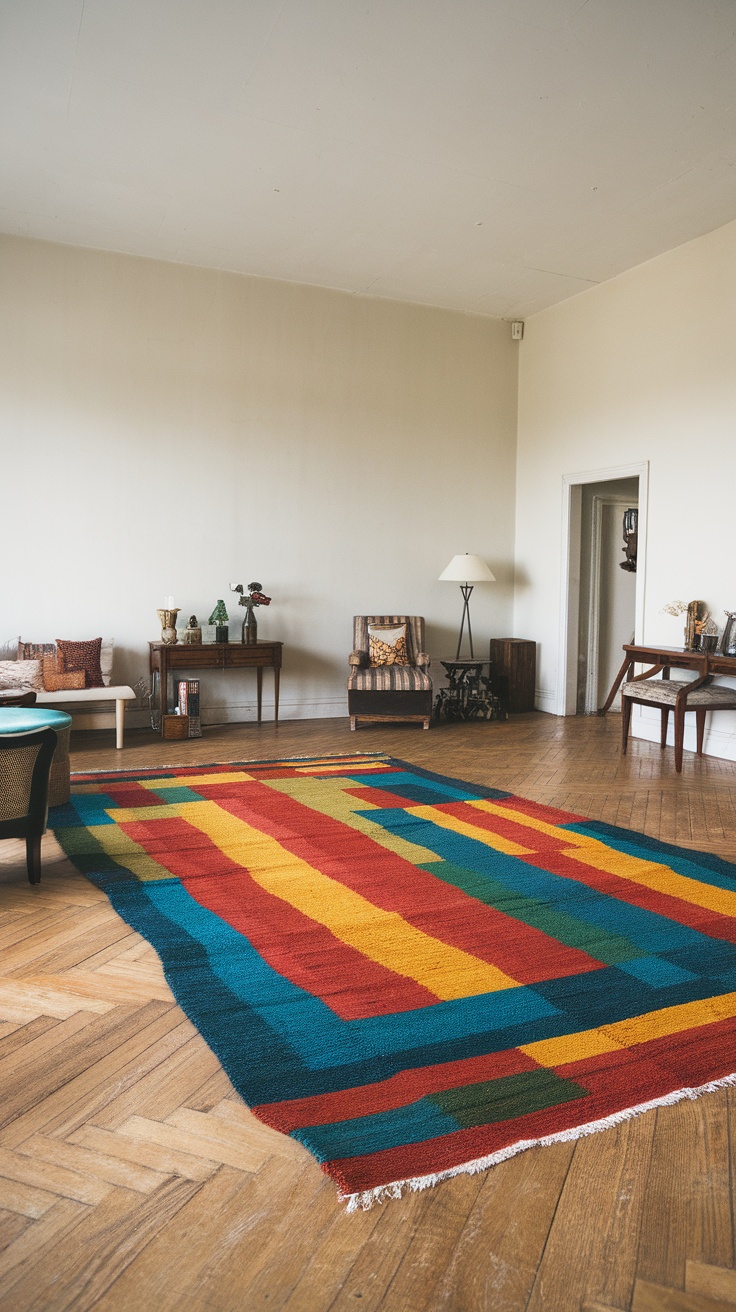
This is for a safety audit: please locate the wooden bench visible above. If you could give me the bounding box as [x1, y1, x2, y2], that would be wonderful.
[35, 686, 136, 749]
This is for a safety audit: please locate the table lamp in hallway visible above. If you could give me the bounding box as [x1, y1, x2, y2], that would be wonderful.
[439, 553, 496, 658]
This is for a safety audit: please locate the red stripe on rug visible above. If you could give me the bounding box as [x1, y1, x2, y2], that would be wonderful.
[322, 1075, 652, 1195]
[556, 1014, 736, 1093]
[102, 783, 171, 808]
[346, 786, 426, 809]
[198, 781, 604, 984]
[118, 816, 440, 1019]
[436, 801, 576, 854]
[254, 1047, 539, 1133]
[493, 796, 590, 825]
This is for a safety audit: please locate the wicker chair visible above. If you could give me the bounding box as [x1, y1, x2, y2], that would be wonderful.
[0, 726, 59, 883]
[622, 674, 736, 772]
[347, 615, 432, 730]
[0, 690, 70, 805]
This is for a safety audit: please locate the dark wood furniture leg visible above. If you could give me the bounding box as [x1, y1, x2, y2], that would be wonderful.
[257, 669, 263, 723]
[26, 833, 42, 884]
[160, 645, 169, 725]
[599, 653, 634, 715]
[621, 696, 633, 754]
[660, 707, 669, 749]
[674, 699, 686, 773]
[696, 709, 707, 756]
[274, 669, 280, 723]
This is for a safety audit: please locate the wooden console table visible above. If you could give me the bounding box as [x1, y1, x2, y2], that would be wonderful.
[149, 641, 282, 735]
[599, 642, 736, 715]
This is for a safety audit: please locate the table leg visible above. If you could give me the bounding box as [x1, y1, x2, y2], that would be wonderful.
[274, 668, 280, 723]
[115, 699, 125, 750]
[159, 649, 169, 737]
[257, 669, 263, 723]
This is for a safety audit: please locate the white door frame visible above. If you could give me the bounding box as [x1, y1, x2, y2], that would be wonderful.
[584, 493, 638, 715]
[556, 460, 649, 716]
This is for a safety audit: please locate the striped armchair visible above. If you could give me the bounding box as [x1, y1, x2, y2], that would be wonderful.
[347, 615, 432, 730]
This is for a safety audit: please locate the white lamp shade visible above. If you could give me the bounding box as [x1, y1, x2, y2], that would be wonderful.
[439, 553, 496, 583]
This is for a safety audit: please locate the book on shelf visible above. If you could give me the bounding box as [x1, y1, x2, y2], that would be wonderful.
[175, 678, 201, 737]
[187, 678, 202, 738]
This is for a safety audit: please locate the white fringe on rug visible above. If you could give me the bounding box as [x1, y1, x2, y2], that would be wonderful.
[340, 1070, 736, 1212]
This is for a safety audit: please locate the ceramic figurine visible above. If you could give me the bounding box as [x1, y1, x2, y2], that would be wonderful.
[182, 615, 202, 645]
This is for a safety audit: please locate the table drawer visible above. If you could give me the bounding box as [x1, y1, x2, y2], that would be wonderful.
[224, 646, 277, 668]
[166, 646, 223, 669]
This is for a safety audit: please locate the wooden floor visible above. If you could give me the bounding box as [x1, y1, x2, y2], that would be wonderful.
[2, 712, 736, 1312]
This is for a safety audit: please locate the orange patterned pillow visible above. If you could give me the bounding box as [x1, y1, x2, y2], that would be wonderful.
[42, 656, 86, 692]
[56, 638, 104, 688]
[368, 624, 410, 667]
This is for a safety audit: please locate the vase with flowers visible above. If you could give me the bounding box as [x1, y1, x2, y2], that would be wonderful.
[230, 582, 272, 645]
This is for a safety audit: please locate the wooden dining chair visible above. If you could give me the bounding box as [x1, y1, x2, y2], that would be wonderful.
[621, 673, 736, 772]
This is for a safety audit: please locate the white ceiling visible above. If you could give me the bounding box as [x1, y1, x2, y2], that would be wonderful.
[2, 0, 736, 318]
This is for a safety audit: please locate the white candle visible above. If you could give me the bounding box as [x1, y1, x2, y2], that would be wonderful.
[165, 595, 175, 609]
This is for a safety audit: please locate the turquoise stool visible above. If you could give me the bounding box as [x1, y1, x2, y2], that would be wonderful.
[0, 708, 73, 884]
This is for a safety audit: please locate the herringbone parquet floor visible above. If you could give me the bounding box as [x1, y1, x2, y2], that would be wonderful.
[2, 712, 736, 1311]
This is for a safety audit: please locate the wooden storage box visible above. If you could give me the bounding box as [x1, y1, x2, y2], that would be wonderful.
[162, 714, 190, 740]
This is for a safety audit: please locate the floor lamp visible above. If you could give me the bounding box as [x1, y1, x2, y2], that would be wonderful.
[439, 554, 496, 658]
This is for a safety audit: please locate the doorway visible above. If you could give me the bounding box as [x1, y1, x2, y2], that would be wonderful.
[577, 478, 639, 713]
[557, 462, 648, 717]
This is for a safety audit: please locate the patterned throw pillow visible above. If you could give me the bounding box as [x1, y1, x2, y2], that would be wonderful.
[368, 624, 410, 667]
[42, 656, 86, 692]
[0, 659, 44, 692]
[56, 638, 104, 688]
[17, 640, 56, 662]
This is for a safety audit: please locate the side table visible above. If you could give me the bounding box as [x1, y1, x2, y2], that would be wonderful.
[489, 639, 536, 712]
[149, 641, 283, 736]
[434, 660, 508, 722]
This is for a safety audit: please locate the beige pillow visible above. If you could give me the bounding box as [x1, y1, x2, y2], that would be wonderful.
[0, 659, 44, 691]
[368, 624, 410, 667]
[100, 638, 113, 687]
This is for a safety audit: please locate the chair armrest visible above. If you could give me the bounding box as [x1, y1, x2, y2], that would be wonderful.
[349, 650, 367, 667]
[415, 652, 430, 669]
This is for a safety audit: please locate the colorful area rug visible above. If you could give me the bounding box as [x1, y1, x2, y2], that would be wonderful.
[51, 754, 736, 1208]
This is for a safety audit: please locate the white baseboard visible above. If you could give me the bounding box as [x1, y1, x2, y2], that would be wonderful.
[534, 688, 557, 713]
[67, 699, 348, 733]
[632, 704, 736, 763]
[200, 700, 346, 724]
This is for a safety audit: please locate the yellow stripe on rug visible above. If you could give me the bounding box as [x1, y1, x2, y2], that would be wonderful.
[84, 823, 178, 883]
[522, 990, 736, 1067]
[407, 805, 535, 857]
[138, 771, 257, 789]
[260, 776, 441, 865]
[470, 800, 736, 920]
[111, 798, 519, 1000]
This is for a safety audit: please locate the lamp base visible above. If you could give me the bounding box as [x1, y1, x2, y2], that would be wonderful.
[456, 585, 475, 659]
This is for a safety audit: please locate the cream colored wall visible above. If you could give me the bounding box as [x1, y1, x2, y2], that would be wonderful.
[1, 234, 518, 726]
[515, 216, 736, 759]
